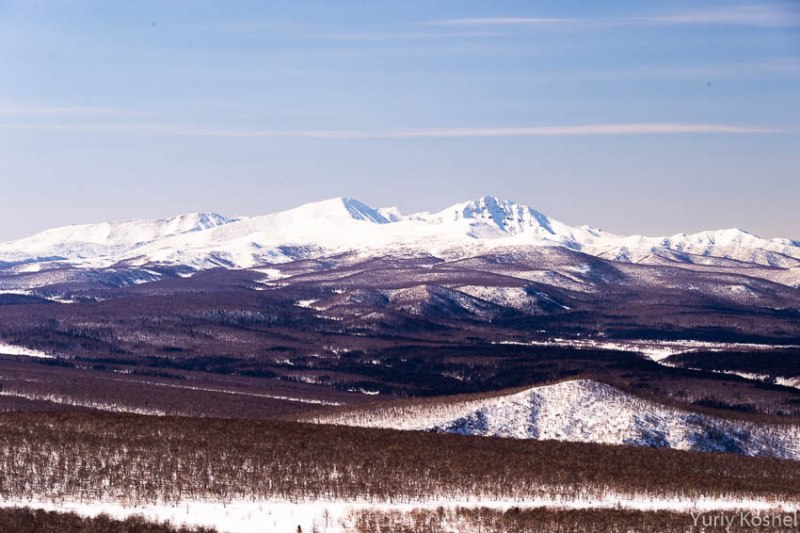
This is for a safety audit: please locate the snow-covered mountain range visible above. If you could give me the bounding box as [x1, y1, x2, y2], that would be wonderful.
[1, 196, 799, 272]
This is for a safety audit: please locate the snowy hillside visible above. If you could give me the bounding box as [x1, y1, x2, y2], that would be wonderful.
[1, 196, 799, 273]
[0, 212, 235, 265]
[309, 379, 800, 460]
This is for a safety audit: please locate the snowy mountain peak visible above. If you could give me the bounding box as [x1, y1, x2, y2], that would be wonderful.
[685, 228, 755, 244]
[179, 212, 238, 230]
[280, 197, 391, 224]
[139, 212, 237, 236]
[433, 196, 555, 236]
[340, 197, 392, 224]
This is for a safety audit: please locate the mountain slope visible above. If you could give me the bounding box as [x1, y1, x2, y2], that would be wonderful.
[0, 213, 235, 265]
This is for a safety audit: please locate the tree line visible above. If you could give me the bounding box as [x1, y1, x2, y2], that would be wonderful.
[0, 411, 799, 506]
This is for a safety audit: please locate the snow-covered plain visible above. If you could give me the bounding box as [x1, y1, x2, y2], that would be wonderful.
[310, 379, 800, 459]
[3, 491, 799, 533]
[2, 196, 799, 276]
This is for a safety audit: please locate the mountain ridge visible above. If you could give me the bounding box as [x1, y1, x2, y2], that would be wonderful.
[1, 196, 798, 273]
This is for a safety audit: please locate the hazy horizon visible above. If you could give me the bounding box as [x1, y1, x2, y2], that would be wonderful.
[2, 0, 799, 241]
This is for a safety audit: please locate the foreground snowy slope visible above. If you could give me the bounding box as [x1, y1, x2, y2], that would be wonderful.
[2, 196, 799, 271]
[308, 379, 800, 459]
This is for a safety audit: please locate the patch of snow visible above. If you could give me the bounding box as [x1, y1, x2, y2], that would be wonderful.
[495, 338, 800, 362]
[778, 377, 800, 389]
[254, 268, 287, 281]
[0, 390, 167, 415]
[0, 342, 54, 359]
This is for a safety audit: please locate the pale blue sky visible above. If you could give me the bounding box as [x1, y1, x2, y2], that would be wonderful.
[1, 0, 799, 241]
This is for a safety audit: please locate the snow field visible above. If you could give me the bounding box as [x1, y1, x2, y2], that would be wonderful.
[3, 491, 799, 533]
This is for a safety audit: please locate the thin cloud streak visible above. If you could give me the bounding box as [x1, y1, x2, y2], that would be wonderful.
[199, 124, 781, 138]
[423, 17, 571, 26]
[647, 4, 800, 26]
[0, 106, 145, 117]
[0, 123, 783, 138]
[0, 123, 776, 139]
[423, 4, 800, 27]
[323, 31, 510, 41]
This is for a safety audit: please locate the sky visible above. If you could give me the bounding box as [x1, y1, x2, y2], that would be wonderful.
[1, 0, 799, 241]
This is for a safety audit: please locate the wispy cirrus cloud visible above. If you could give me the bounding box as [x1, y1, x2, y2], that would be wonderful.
[422, 17, 572, 26]
[423, 3, 800, 27]
[185, 124, 780, 138]
[322, 30, 509, 42]
[647, 4, 800, 26]
[0, 123, 781, 138]
[0, 105, 145, 117]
